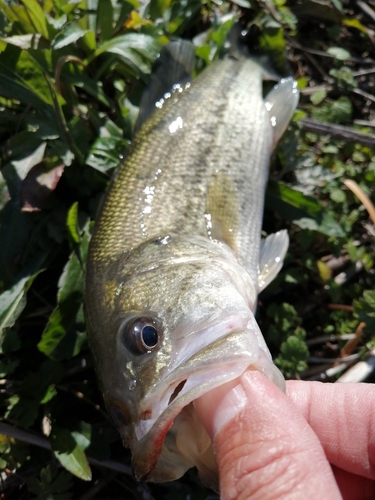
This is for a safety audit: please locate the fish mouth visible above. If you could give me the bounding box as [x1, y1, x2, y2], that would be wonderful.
[134, 312, 256, 441]
[130, 315, 284, 482]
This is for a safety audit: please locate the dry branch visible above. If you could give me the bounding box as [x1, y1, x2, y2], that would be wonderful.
[0, 422, 132, 476]
[300, 117, 375, 149]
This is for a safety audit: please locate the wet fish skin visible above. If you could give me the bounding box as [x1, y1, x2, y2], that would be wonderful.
[88, 56, 272, 284]
[85, 40, 298, 488]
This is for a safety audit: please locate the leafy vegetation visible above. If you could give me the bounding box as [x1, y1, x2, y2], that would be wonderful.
[0, 0, 375, 498]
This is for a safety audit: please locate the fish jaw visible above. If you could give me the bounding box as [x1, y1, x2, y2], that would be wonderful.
[128, 314, 284, 483]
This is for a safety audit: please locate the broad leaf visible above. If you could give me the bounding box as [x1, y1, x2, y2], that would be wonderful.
[51, 427, 91, 481]
[20, 0, 50, 39]
[0, 276, 36, 347]
[265, 180, 345, 237]
[0, 44, 63, 108]
[52, 22, 90, 50]
[94, 33, 162, 75]
[38, 225, 89, 360]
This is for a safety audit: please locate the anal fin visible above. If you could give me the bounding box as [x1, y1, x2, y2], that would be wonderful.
[258, 230, 289, 291]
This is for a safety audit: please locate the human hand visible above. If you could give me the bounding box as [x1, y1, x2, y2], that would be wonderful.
[194, 371, 375, 500]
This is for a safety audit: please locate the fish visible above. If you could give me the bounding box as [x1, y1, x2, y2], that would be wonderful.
[84, 28, 299, 490]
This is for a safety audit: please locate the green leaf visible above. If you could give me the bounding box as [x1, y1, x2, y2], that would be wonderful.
[27, 466, 74, 498]
[230, 0, 252, 7]
[86, 136, 126, 172]
[258, 15, 288, 75]
[94, 33, 162, 76]
[327, 46, 350, 61]
[331, 0, 343, 13]
[51, 427, 91, 481]
[66, 202, 81, 245]
[275, 335, 309, 376]
[148, 0, 171, 19]
[363, 290, 375, 308]
[310, 89, 326, 105]
[52, 22, 90, 50]
[38, 225, 89, 360]
[97, 0, 114, 41]
[0, 44, 62, 108]
[0, 34, 43, 50]
[0, 173, 10, 212]
[353, 291, 375, 330]
[330, 96, 352, 123]
[265, 181, 345, 237]
[0, 276, 35, 347]
[312, 96, 352, 124]
[343, 17, 370, 36]
[62, 71, 114, 108]
[20, 0, 50, 39]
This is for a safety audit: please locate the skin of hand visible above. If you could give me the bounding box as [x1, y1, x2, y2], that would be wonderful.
[194, 371, 375, 500]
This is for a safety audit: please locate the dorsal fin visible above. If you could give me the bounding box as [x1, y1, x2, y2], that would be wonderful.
[135, 40, 196, 132]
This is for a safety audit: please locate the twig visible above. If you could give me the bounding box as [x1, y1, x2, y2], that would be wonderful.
[300, 118, 375, 149]
[356, 0, 375, 24]
[336, 347, 375, 383]
[354, 119, 375, 129]
[352, 68, 375, 77]
[308, 354, 359, 365]
[352, 87, 375, 104]
[338, 322, 366, 359]
[327, 304, 354, 312]
[0, 422, 132, 476]
[300, 85, 333, 96]
[287, 36, 375, 65]
[334, 262, 364, 286]
[286, 36, 330, 80]
[306, 333, 356, 346]
[344, 179, 375, 225]
[54, 56, 85, 95]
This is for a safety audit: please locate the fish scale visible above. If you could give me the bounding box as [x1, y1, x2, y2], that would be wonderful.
[85, 37, 298, 488]
[89, 57, 270, 288]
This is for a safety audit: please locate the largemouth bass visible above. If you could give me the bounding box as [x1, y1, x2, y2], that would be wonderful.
[85, 31, 299, 488]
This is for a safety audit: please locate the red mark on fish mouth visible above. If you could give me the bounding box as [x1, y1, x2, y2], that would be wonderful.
[138, 418, 175, 480]
[168, 379, 187, 405]
[141, 409, 152, 420]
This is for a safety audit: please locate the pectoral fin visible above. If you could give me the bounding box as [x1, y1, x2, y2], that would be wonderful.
[258, 230, 289, 291]
[136, 40, 196, 131]
[264, 77, 299, 150]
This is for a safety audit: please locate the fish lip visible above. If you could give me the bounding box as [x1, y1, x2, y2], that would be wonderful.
[130, 343, 260, 481]
[133, 312, 255, 441]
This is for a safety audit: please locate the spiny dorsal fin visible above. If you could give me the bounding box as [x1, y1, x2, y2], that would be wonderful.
[258, 230, 289, 291]
[135, 40, 196, 132]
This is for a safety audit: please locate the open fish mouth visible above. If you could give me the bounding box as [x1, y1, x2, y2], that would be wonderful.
[130, 315, 284, 482]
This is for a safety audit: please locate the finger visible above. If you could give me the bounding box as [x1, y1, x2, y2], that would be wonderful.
[332, 465, 375, 500]
[286, 380, 375, 480]
[195, 370, 341, 500]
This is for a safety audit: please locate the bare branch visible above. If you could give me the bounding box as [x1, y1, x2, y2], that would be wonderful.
[300, 117, 375, 149]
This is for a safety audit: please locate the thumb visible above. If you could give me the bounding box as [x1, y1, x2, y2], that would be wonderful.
[194, 370, 341, 500]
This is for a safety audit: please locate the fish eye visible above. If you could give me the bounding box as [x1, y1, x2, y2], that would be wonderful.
[121, 316, 161, 355]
